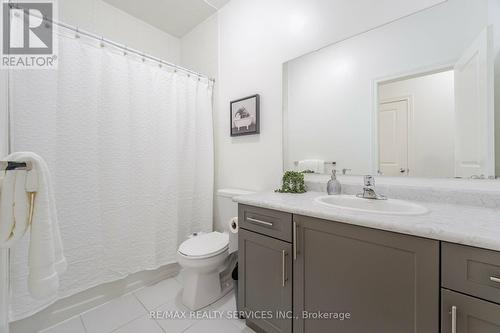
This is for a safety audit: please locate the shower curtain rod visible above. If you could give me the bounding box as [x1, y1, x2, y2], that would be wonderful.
[7, 3, 215, 83]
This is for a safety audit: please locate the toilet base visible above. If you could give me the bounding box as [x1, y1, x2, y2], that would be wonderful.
[177, 249, 235, 310]
[182, 269, 233, 310]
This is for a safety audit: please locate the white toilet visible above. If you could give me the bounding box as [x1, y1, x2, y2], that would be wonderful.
[177, 188, 253, 310]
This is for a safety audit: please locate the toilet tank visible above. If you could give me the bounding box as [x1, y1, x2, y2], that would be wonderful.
[215, 188, 254, 232]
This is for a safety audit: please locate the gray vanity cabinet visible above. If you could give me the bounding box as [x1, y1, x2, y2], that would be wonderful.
[292, 215, 440, 333]
[238, 228, 293, 333]
[441, 289, 500, 332]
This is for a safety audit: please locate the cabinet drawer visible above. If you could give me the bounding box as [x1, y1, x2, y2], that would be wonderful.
[238, 205, 292, 242]
[441, 289, 500, 332]
[442, 242, 500, 304]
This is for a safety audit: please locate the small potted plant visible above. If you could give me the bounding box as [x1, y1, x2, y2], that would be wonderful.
[275, 171, 306, 193]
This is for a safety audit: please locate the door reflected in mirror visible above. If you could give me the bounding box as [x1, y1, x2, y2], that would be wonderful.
[377, 70, 455, 178]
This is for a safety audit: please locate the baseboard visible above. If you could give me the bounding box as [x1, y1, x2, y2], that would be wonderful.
[10, 263, 180, 333]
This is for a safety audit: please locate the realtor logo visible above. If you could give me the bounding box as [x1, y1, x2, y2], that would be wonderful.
[1, 1, 58, 69]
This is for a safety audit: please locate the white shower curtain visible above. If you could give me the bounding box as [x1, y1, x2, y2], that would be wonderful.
[7, 32, 214, 319]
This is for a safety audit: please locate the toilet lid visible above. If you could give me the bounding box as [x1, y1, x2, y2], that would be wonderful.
[178, 232, 229, 258]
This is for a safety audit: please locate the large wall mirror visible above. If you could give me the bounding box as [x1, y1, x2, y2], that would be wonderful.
[283, 0, 498, 179]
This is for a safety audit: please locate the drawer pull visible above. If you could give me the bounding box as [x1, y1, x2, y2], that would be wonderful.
[451, 306, 457, 333]
[490, 276, 500, 283]
[246, 217, 273, 227]
[293, 221, 297, 260]
[282, 250, 287, 287]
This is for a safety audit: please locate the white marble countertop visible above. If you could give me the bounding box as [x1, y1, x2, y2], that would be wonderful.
[234, 191, 500, 252]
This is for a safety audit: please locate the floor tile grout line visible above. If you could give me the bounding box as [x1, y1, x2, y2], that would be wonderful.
[132, 292, 150, 312]
[152, 318, 167, 333]
[38, 315, 86, 333]
[90, 294, 148, 333]
[64, 276, 245, 333]
[106, 314, 166, 333]
[133, 293, 182, 333]
[79, 315, 88, 333]
[43, 277, 182, 333]
[132, 292, 171, 333]
[78, 290, 137, 319]
[178, 320, 197, 333]
[133, 289, 182, 313]
[227, 318, 246, 330]
[132, 278, 184, 311]
[108, 307, 149, 333]
[152, 297, 195, 333]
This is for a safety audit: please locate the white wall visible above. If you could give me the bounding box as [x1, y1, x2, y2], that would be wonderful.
[59, 0, 181, 63]
[180, 14, 219, 79]
[379, 71, 455, 178]
[180, 14, 224, 229]
[214, 0, 446, 192]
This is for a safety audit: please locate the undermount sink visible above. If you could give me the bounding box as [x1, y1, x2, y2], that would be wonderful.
[315, 195, 429, 216]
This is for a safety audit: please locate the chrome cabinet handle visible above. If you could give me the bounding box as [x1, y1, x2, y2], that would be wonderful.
[246, 217, 273, 227]
[451, 306, 457, 333]
[490, 276, 500, 283]
[282, 250, 287, 287]
[293, 221, 297, 260]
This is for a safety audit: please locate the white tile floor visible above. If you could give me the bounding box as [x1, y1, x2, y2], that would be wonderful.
[39, 276, 255, 333]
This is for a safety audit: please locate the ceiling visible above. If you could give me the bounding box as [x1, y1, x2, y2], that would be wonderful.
[102, 0, 230, 37]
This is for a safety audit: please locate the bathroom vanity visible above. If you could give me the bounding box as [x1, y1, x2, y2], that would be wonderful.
[237, 0, 500, 330]
[236, 191, 500, 333]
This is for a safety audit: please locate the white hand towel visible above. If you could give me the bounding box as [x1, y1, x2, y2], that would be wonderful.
[0, 152, 67, 299]
[297, 159, 325, 174]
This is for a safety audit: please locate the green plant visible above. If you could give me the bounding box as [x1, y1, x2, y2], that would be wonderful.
[275, 171, 306, 193]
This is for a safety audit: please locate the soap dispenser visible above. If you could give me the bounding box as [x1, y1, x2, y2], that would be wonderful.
[327, 169, 341, 195]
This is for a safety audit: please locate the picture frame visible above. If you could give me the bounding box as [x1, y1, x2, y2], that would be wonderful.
[230, 94, 260, 136]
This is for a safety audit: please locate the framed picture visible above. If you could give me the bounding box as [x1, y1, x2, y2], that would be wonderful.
[230, 94, 260, 136]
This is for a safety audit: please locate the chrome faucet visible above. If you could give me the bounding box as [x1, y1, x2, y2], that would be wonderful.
[356, 175, 387, 200]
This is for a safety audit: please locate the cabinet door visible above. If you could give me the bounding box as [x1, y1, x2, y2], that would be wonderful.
[442, 289, 500, 333]
[293, 215, 439, 333]
[238, 228, 292, 333]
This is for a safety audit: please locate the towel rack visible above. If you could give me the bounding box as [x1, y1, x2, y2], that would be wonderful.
[0, 161, 32, 172]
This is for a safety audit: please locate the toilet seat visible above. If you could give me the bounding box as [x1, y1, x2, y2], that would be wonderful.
[178, 232, 229, 259]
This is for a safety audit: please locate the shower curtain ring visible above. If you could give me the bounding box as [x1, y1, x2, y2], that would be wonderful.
[123, 47, 127, 56]
[43, 16, 50, 28]
[100, 37, 105, 48]
[75, 27, 80, 39]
